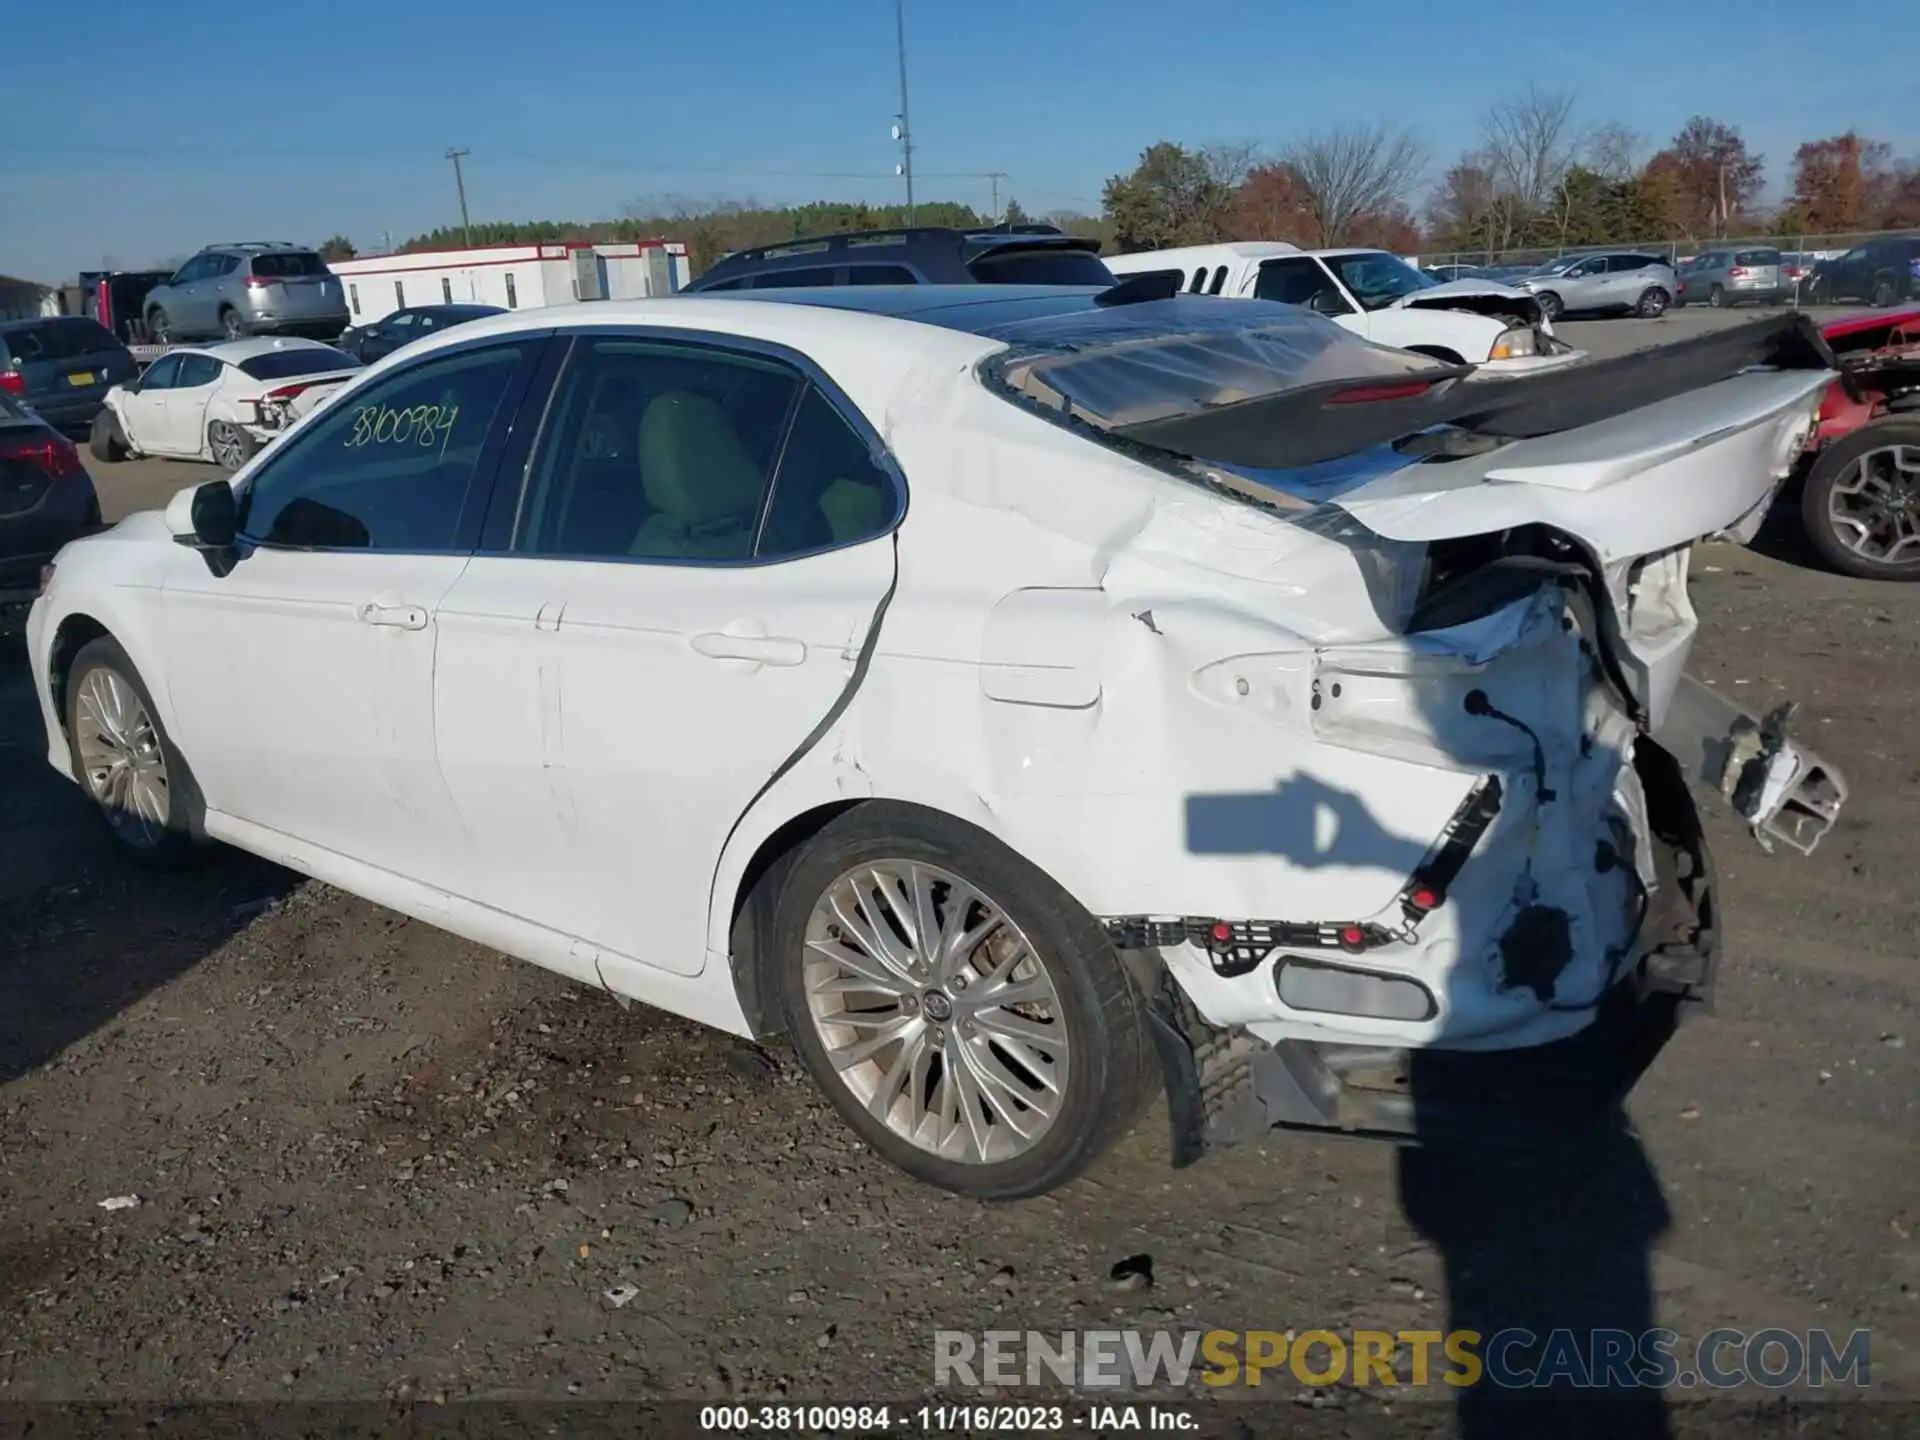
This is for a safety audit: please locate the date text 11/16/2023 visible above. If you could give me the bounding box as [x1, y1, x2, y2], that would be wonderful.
[699, 1403, 1199, 1432]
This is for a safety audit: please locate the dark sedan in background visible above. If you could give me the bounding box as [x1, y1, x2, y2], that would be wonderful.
[334, 303, 504, 365]
[0, 390, 100, 605]
[0, 316, 139, 434]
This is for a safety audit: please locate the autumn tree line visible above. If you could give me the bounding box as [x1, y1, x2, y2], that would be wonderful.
[317, 89, 1920, 274]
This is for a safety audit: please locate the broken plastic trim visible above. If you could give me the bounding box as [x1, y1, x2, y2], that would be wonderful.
[1104, 776, 1504, 979]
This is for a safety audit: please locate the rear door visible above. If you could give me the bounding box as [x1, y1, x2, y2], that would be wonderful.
[433, 330, 901, 988]
[114, 353, 182, 452]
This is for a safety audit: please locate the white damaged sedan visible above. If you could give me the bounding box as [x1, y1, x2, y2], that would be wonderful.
[89, 337, 360, 473]
[27, 288, 1847, 1197]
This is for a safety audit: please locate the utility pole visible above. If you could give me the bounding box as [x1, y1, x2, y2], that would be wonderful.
[987, 171, 1008, 224]
[891, 0, 914, 224]
[445, 147, 473, 248]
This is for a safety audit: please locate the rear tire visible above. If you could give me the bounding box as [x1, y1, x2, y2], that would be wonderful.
[770, 802, 1159, 1200]
[1707, 285, 1725, 309]
[64, 636, 208, 869]
[1871, 276, 1897, 308]
[1800, 419, 1920, 581]
[88, 410, 129, 463]
[1637, 287, 1671, 318]
[147, 308, 172, 344]
[208, 420, 257, 472]
[220, 306, 246, 340]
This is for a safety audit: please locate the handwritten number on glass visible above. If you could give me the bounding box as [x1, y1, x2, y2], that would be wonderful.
[344, 403, 461, 458]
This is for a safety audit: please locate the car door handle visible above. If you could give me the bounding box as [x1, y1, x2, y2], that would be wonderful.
[359, 599, 429, 630]
[691, 631, 806, 666]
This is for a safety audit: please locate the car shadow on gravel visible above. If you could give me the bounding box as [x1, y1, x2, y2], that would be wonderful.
[1187, 768, 1675, 1437]
[0, 621, 299, 1085]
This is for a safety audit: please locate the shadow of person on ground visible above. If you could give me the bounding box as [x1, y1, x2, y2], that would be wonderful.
[1184, 757, 1679, 1437]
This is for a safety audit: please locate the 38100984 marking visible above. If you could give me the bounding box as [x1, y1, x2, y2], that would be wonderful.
[342, 402, 460, 457]
[698, 1404, 898, 1432]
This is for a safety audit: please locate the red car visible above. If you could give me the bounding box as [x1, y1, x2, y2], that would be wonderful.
[1797, 309, 1920, 580]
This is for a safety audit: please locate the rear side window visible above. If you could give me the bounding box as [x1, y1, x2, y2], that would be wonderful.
[757, 386, 897, 556]
[251, 251, 328, 278]
[512, 337, 800, 562]
[967, 247, 1116, 286]
[2, 320, 119, 363]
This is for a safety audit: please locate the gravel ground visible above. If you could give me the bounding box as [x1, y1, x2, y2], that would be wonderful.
[1, 306, 1914, 1435]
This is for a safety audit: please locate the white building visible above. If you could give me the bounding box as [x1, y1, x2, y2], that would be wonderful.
[327, 240, 691, 328]
[0, 275, 54, 321]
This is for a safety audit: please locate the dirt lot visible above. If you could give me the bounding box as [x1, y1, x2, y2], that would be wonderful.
[1, 304, 1915, 1436]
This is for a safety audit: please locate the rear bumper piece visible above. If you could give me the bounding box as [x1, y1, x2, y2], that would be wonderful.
[1652, 675, 1846, 855]
[1149, 736, 1721, 1157]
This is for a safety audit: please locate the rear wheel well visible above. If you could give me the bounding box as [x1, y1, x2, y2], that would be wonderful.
[47, 614, 111, 741]
[724, 800, 865, 1037]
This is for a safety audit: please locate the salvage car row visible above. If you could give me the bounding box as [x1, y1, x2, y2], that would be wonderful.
[21, 275, 1860, 1198]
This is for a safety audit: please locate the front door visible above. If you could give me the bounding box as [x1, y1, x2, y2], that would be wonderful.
[117, 353, 183, 454]
[161, 352, 223, 457]
[1251, 256, 1364, 335]
[159, 337, 544, 883]
[434, 332, 900, 981]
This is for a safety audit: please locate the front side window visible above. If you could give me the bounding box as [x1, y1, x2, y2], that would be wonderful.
[512, 336, 897, 563]
[1253, 258, 1354, 314]
[138, 354, 184, 390]
[760, 266, 839, 287]
[845, 265, 917, 285]
[237, 343, 526, 552]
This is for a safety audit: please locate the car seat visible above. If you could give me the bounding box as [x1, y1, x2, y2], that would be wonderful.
[627, 391, 767, 559]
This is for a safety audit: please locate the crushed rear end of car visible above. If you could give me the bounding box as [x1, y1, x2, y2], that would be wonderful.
[972, 302, 1847, 1157]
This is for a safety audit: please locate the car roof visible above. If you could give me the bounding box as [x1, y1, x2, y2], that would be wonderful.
[172, 337, 342, 363]
[1105, 242, 1301, 268]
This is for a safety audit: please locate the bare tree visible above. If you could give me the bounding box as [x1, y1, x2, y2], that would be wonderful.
[1199, 141, 1262, 237]
[1277, 122, 1426, 247]
[1481, 86, 1580, 212]
[1584, 121, 1646, 183]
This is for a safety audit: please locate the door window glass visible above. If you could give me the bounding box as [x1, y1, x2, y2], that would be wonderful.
[175, 354, 222, 387]
[757, 386, 898, 557]
[513, 337, 800, 562]
[139, 354, 184, 390]
[1252, 258, 1354, 314]
[237, 343, 526, 551]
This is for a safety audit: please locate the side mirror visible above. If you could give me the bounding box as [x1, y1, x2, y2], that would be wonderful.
[1308, 292, 1344, 316]
[166, 479, 237, 549]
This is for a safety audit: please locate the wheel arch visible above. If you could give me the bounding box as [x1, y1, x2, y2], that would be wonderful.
[1405, 344, 1466, 366]
[41, 601, 179, 756]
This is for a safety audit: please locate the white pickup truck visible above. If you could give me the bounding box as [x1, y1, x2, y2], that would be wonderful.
[1104, 241, 1586, 375]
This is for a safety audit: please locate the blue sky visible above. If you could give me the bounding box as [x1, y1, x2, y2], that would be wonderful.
[4, 0, 1913, 281]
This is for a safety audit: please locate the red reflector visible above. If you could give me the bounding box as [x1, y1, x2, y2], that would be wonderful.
[1326, 381, 1434, 405]
[1338, 925, 1364, 946]
[1209, 922, 1233, 943]
[0, 370, 24, 395]
[1409, 886, 1440, 911]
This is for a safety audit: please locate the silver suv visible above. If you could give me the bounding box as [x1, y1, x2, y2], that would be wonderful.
[1513, 250, 1679, 320]
[142, 242, 350, 344]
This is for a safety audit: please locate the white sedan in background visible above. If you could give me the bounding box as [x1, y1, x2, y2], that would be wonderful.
[90, 338, 360, 472]
[28, 290, 1845, 1199]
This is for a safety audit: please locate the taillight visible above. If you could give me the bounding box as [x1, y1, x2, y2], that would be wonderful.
[0, 370, 23, 395]
[245, 272, 279, 288]
[0, 434, 83, 478]
[1728, 266, 1750, 278]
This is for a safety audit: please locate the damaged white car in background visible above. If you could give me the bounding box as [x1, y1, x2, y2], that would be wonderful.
[88, 337, 360, 473]
[27, 287, 1846, 1199]
[1102, 241, 1587, 376]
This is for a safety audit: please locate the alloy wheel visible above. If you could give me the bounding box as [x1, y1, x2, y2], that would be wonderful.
[801, 860, 1071, 1166]
[209, 422, 249, 470]
[73, 667, 171, 849]
[1827, 443, 1920, 568]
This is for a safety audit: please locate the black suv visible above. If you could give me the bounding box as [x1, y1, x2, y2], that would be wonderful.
[1809, 236, 1920, 309]
[683, 224, 1116, 292]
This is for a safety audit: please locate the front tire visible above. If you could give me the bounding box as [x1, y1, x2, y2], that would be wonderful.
[1535, 291, 1564, 321]
[1637, 286, 1671, 318]
[770, 803, 1158, 1200]
[1800, 420, 1920, 581]
[64, 637, 208, 868]
[88, 409, 129, 463]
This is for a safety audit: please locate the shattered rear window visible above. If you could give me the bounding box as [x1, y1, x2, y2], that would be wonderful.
[979, 296, 1439, 430]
